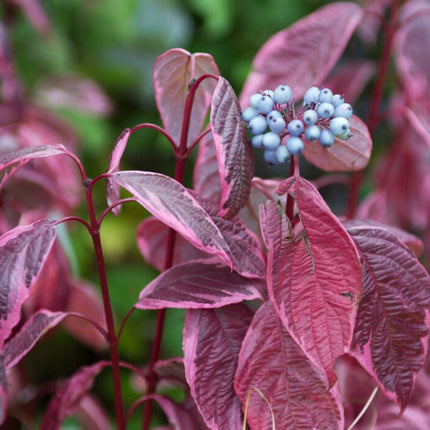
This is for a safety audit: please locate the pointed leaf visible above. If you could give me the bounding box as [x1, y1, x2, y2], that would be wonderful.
[0, 219, 56, 346]
[240, 2, 363, 106]
[0, 145, 67, 188]
[111, 171, 233, 268]
[262, 178, 362, 384]
[234, 302, 343, 430]
[348, 225, 430, 409]
[3, 310, 66, 369]
[106, 128, 131, 216]
[184, 305, 253, 430]
[303, 115, 372, 171]
[136, 259, 264, 310]
[153, 48, 219, 147]
[211, 77, 254, 219]
[41, 361, 109, 429]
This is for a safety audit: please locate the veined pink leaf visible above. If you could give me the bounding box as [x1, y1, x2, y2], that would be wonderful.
[234, 302, 343, 429]
[348, 225, 430, 410]
[0, 219, 56, 347]
[0, 144, 68, 188]
[303, 115, 372, 171]
[263, 178, 362, 384]
[343, 219, 424, 258]
[193, 132, 221, 203]
[106, 128, 131, 216]
[211, 77, 254, 219]
[136, 259, 264, 310]
[153, 48, 219, 148]
[406, 103, 430, 149]
[394, 1, 430, 101]
[41, 361, 109, 429]
[3, 310, 66, 369]
[239, 2, 363, 106]
[137, 217, 208, 271]
[111, 171, 234, 268]
[184, 305, 253, 430]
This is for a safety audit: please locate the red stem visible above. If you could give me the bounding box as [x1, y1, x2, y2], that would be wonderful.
[285, 156, 296, 221]
[346, 3, 399, 219]
[85, 186, 125, 430]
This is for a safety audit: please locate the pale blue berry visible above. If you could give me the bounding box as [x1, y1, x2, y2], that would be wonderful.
[319, 129, 335, 147]
[262, 89, 274, 98]
[250, 93, 263, 108]
[305, 125, 321, 142]
[242, 107, 259, 122]
[334, 103, 353, 119]
[318, 88, 333, 103]
[303, 87, 320, 105]
[258, 95, 275, 114]
[264, 150, 280, 165]
[337, 130, 352, 140]
[262, 132, 281, 150]
[302, 109, 318, 125]
[288, 119, 304, 136]
[332, 94, 344, 108]
[276, 145, 290, 163]
[330, 117, 349, 136]
[268, 116, 286, 134]
[273, 84, 292, 104]
[267, 110, 283, 121]
[286, 136, 304, 154]
[248, 115, 267, 135]
[317, 102, 335, 119]
[251, 134, 264, 148]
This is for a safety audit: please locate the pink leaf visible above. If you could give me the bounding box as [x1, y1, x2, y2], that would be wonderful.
[406, 103, 430, 149]
[152, 394, 209, 430]
[394, 1, 430, 101]
[111, 171, 234, 268]
[234, 302, 343, 429]
[3, 309, 66, 369]
[41, 361, 109, 429]
[106, 128, 131, 216]
[193, 132, 221, 203]
[211, 77, 254, 219]
[136, 259, 264, 310]
[184, 305, 253, 429]
[0, 219, 56, 347]
[137, 217, 208, 271]
[153, 48, 219, 148]
[348, 225, 430, 409]
[262, 178, 362, 384]
[303, 115, 372, 171]
[0, 144, 68, 188]
[239, 2, 363, 106]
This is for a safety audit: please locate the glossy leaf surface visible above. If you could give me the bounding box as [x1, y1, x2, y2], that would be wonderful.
[136, 259, 264, 310]
[262, 178, 362, 383]
[153, 48, 219, 148]
[184, 305, 253, 429]
[234, 302, 343, 429]
[211, 77, 254, 219]
[0, 219, 56, 347]
[111, 171, 233, 268]
[348, 224, 430, 409]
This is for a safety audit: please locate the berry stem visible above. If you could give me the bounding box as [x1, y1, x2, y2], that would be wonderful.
[346, 3, 399, 219]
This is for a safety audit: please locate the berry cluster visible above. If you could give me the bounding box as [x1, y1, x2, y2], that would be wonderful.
[242, 84, 353, 165]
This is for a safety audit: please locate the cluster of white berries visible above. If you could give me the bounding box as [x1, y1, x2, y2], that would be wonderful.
[241, 84, 353, 165]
